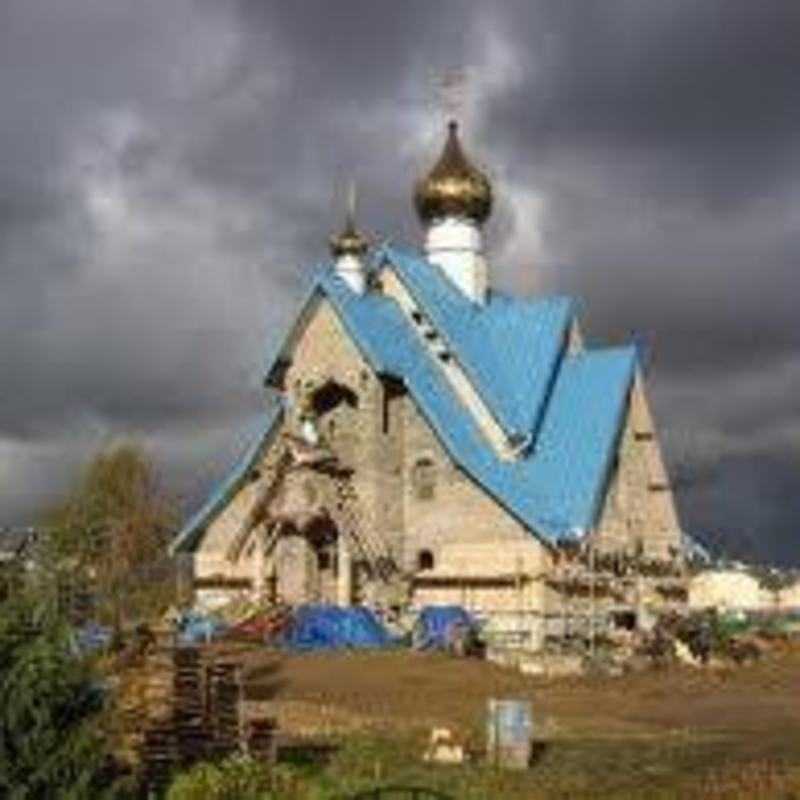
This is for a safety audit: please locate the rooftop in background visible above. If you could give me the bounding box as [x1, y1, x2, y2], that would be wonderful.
[0, 526, 40, 562]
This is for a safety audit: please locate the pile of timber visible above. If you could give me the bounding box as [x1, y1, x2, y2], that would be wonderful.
[132, 646, 279, 796]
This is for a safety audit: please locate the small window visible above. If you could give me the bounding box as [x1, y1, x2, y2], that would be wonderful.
[381, 377, 405, 435]
[412, 457, 436, 500]
[417, 549, 435, 572]
[317, 550, 332, 571]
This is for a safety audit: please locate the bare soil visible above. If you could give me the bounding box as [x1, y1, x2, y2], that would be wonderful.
[239, 646, 800, 797]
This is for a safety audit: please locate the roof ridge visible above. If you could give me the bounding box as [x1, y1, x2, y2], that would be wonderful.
[379, 244, 575, 440]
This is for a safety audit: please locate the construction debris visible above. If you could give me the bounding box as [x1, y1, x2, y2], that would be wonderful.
[120, 645, 280, 796]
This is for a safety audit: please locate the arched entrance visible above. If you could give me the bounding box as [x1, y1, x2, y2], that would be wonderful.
[305, 516, 340, 603]
[271, 515, 350, 605]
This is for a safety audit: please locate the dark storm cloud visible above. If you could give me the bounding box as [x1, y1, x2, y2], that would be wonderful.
[493, 2, 800, 197]
[1, 1, 797, 562]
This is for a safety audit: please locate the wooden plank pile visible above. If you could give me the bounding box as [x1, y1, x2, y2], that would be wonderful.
[136, 645, 280, 796]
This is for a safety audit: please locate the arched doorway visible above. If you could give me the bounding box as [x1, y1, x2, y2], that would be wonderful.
[273, 522, 307, 605]
[304, 516, 340, 603]
[272, 516, 347, 605]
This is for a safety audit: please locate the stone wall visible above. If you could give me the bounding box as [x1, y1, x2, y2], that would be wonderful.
[595, 373, 683, 559]
[399, 390, 536, 575]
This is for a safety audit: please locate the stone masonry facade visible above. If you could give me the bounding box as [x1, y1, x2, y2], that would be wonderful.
[190, 293, 685, 645]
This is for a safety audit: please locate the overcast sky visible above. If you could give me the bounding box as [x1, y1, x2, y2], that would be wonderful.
[2, 1, 798, 564]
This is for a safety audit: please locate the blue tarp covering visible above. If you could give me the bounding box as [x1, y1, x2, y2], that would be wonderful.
[72, 622, 113, 655]
[413, 605, 477, 650]
[281, 604, 392, 651]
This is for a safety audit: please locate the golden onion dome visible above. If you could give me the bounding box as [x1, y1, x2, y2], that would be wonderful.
[414, 120, 493, 225]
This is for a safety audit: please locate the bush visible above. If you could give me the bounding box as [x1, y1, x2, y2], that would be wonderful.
[165, 757, 302, 800]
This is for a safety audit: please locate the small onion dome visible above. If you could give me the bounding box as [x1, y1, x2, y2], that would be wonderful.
[329, 215, 368, 259]
[414, 120, 493, 225]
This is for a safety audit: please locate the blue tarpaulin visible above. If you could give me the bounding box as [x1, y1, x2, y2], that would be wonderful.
[281, 604, 392, 651]
[413, 605, 476, 650]
[72, 622, 113, 655]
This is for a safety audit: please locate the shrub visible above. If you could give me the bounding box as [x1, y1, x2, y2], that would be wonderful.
[165, 757, 303, 800]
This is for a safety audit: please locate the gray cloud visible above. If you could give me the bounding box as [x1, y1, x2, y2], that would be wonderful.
[1, 1, 798, 563]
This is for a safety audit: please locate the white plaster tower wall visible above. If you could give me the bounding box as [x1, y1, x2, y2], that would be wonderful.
[335, 252, 366, 294]
[424, 216, 488, 303]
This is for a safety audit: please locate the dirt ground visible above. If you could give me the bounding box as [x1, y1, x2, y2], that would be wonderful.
[240, 646, 800, 797]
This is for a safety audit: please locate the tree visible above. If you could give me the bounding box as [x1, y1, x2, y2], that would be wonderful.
[45, 442, 178, 631]
[0, 590, 122, 799]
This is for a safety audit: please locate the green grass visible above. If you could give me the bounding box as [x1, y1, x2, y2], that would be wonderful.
[227, 729, 800, 800]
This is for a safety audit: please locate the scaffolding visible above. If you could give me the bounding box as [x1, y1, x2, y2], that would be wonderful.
[411, 536, 689, 657]
[546, 536, 688, 655]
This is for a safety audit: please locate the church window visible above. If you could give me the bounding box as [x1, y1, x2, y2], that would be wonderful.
[417, 549, 435, 571]
[381, 377, 405, 435]
[310, 380, 358, 417]
[412, 457, 436, 500]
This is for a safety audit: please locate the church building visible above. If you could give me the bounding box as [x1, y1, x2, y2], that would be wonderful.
[170, 122, 685, 646]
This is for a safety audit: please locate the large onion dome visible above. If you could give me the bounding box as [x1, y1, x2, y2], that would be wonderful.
[414, 120, 493, 225]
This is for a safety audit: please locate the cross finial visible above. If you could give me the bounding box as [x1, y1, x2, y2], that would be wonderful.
[429, 66, 470, 124]
[345, 178, 357, 233]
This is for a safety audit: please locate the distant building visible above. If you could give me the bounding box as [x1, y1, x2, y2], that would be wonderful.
[0, 527, 40, 598]
[688, 569, 770, 612]
[170, 122, 685, 644]
[777, 580, 800, 611]
[0, 526, 38, 565]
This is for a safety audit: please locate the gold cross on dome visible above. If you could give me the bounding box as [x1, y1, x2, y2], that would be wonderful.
[429, 67, 471, 123]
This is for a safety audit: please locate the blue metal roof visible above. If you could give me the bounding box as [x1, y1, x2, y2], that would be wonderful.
[170, 404, 283, 554]
[174, 246, 637, 550]
[378, 244, 575, 442]
[317, 267, 636, 540]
